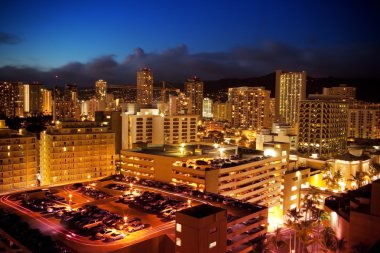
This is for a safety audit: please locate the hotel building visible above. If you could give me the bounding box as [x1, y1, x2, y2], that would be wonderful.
[0, 120, 37, 192]
[228, 87, 271, 130]
[275, 70, 306, 126]
[202, 98, 213, 118]
[322, 84, 356, 100]
[348, 102, 380, 139]
[121, 109, 198, 149]
[212, 101, 231, 122]
[40, 121, 115, 186]
[137, 68, 153, 105]
[184, 76, 204, 116]
[297, 95, 348, 159]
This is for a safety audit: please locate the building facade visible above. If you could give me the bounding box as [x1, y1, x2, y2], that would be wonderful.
[298, 96, 348, 158]
[40, 121, 115, 186]
[202, 98, 213, 118]
[0, 120, 37, 192]
[228, 87, 271, 130]
[212, 102, 231, 122]
[322, 84, 356, 100]
[348, 102, 380, 139]
[275, 70, 306, 126]
[137, 68, 153, 105]
[184, 76, 204, 116]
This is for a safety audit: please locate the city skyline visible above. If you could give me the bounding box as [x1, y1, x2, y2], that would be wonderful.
[0, 0, 379, 85]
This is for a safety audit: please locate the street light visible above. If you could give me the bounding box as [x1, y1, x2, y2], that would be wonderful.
[123, 216, 128, 225]
[187, 199, 191, 207]
[69, 194, 73, 210]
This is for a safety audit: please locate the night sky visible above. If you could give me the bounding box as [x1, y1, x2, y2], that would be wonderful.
[0, 0, 379, 86]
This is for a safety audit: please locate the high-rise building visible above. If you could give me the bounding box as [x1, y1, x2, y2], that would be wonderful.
[168, 92, 190, 116]
[184, 76, 204, 116]
[0, 120, 37, 192]
[212, 102, 231, 122]
[24, 83, 43, 116]
[137, 68, 153, 105]
[95, 79, 107, 101]
[323, 84, 356, 100]
[275, 70, 306, 126]
[0, 82, 17, 117]
[41, 88, 52, 115]
[202, 98, 213, 118]
[298, 95, 348, 158]
[228, 87, 271, 130]
[348, 102, 380, 139]
[95, 79, 107, 111]
[40, 121, 115, 185]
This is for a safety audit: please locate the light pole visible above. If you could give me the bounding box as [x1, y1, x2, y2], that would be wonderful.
[69, 194, 72, 210]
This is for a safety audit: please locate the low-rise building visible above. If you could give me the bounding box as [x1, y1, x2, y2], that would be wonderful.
[324, 179, 380, 251]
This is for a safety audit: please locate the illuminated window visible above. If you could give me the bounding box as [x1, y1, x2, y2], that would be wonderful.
[209, 241, 217, 248]
[290, 204, 296, 209]
[176, 237, 181, 246]
[176, 223, 182, 232]
[291, 186, 297, 191]
[291, 195, 297, 201]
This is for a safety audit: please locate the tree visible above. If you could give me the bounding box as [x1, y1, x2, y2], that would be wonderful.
[320, 227, 337, 253]
[263, 227, 287, 253]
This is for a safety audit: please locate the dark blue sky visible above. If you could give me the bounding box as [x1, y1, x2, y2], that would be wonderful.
[0, 0, 379, 85]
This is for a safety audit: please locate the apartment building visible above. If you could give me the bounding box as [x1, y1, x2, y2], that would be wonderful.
[40, 121, 115, 186]
[0, 120, 37, 192]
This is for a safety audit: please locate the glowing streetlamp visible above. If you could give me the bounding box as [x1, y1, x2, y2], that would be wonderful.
[218, 147, 225, 158]
[123, 216, 128, 225]
[187, 199, 192, 207]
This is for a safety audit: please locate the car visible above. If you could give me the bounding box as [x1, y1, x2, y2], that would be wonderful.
[128, 224, 144, 232]
[104, 232, 126, 242]
[94, 229, 113, 240]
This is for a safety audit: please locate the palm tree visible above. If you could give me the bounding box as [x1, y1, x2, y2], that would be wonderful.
[285, 208, 302, 253]
[311, 208, 329, 253]
[320, 227, 337, 253]
[297, 220, 314, 253]
[349, 171, 371, 189]
[263, 227, 287, 253]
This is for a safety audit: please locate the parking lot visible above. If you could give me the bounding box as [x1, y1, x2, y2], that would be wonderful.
[0, 179, 202, 252]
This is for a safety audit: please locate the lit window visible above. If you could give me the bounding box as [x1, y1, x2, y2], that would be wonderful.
[176, 237, 181, 246]
[291, 195, 297, 201]
[291, 186, 297, 191]
[290, 204, 296, 209]
[209, 241, 217, 248]
[176, 223, 182, 232]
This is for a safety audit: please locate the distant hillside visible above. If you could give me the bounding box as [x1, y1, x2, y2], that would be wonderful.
[204, 73, 380, 103]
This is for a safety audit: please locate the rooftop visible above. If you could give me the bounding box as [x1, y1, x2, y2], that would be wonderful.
[177, 204, 225, 219]
[334, 153, 371, 161]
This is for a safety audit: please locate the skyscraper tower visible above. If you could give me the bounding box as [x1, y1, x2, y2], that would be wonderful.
[184, 76, 204, 116]
[95, 79, 107, 101]
[275, 70, 306, 126]
[136, 68, 153, 105]
[228, 86, 271, 130]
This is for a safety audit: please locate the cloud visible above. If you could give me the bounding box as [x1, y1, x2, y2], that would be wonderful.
[0, 41, 379, 86]
[0, 32, 22, 44]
